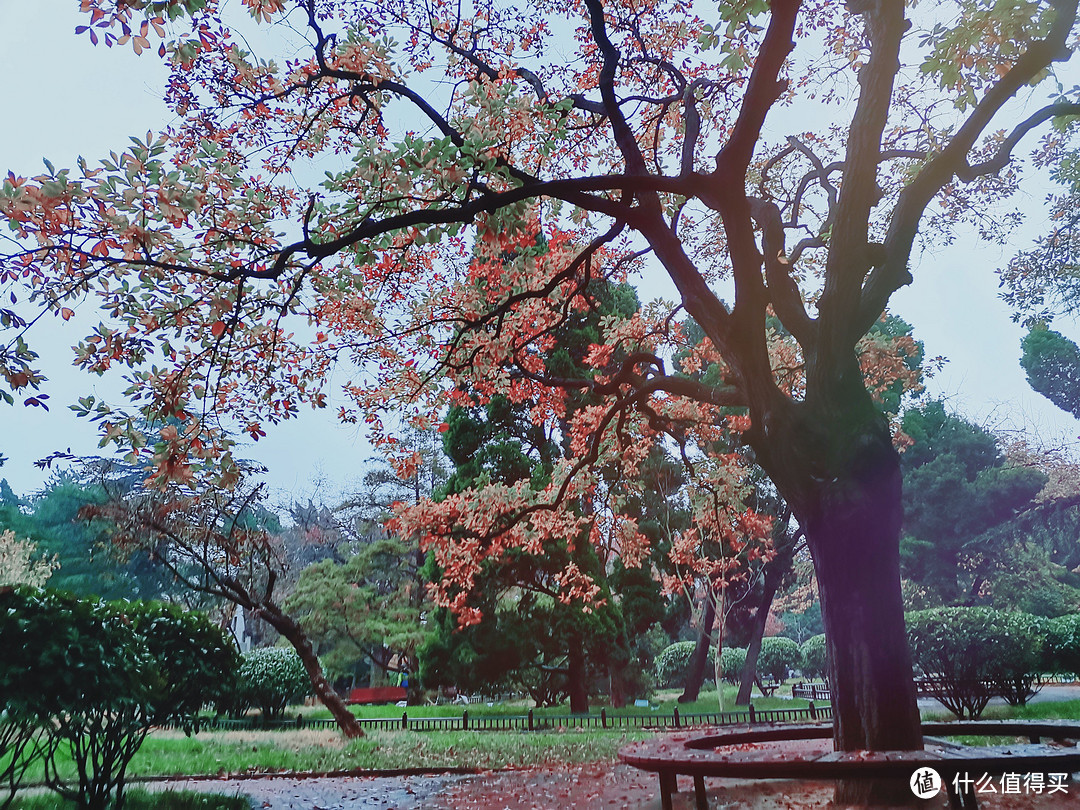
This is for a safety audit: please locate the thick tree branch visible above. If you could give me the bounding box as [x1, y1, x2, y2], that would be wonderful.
[863, 0, 1080, 335]
[817, 0, 907, 355]
[957, 101, 1080, 180]
[584, 0, 650, 177]
[748, 197, 815, 347]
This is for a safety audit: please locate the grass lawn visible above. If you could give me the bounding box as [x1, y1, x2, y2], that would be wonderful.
[921, 697, 1080, 723]
[10, 788, 248, 810]
[33, 727, 649, 784]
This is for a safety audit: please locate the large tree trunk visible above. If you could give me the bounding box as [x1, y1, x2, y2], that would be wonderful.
[753, 392, 922, 806]
[678, 590, 716, 703]
[262, 606, 364, 739]
[808, 490, 921, 804]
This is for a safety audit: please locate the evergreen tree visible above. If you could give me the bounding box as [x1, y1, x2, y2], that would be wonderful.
[900, 403, 1047, 605]
[1020, 325, 1080, 420]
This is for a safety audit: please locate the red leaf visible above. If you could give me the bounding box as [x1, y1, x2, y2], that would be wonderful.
[211, 320, 226, 337]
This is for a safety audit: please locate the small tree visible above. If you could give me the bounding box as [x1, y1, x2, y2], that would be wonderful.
[756, 637, 801, 684]
[907, 607, 1046, 718]
[0, 589, 235, 810]
[82, 475, 363, 737]
[800, 634, 828, 682]
[238, 648, 311, 720]
[286, 536, 430, 687]
[0, 530, 56, 587]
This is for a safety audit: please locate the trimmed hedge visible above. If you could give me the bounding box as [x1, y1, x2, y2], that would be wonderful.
[719, 647, 747, 684]
[1045, 614, 1080, 677]
[907, 607, 1046, 718]
[800, 634, 828, 681]
[757, 636, 801, 683]
[235, 647, 311, 719]
[654, 641, 714, 688]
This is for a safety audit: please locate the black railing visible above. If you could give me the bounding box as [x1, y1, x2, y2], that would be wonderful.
[157, 702, 832, 734]
[792, 682, 832, 701]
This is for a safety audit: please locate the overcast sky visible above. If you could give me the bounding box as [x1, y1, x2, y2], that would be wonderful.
[2, 1, 1079, 505]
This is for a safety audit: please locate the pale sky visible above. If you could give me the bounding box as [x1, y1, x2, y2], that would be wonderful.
[1, 1, 1079, 504]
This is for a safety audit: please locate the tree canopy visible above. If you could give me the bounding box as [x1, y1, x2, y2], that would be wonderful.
[1020, 325, 1080, 419]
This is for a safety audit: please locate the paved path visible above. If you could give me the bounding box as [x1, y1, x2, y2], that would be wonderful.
[148, 774, 473, 809]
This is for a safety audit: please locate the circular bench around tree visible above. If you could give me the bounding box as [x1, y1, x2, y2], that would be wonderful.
[619, 720, 1080, 810]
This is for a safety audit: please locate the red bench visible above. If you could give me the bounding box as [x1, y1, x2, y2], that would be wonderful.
[346, 686, 407, 705]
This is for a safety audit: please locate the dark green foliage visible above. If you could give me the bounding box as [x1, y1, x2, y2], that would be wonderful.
[0, 478, 172, 601]
[756, 637, 801, 683]
[654, 641, 714, 688]
[234, 648, 311, 720]
[718, 647, 747, 685]
[0, 588, 158, 810]
[1045, 614, 1080, 676]
[0, 589, 236, 810]
[110, 601, 239, 731]
[439, 396, 542, 496]
[907, 607, 1046, 718]
[901, 401, 999, 476]
[800, 634, 828, 682]
[420, 564, 625, 707]
[900, 402, 1047, 604]
[421, 281, 658, 709]
[1020, 326, 1080, 419]
[0, 480, 21, 508]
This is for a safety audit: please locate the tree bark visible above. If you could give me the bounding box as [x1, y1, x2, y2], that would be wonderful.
[567, 646, 589, 713]
[608, 667, 627, 709]
[750, 391, 922, 805]
[735, 571, 780, 705]
[736, 537, 798, 705]
[678, 590, 716, 703]
[261, 607, 364, 738]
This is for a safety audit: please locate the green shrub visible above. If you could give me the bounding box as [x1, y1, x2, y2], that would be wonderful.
[0, 588, 158, 810]
[654, 641, 714, 688]
[718, 647, 746, 684]
[756, 637, 801, 683]
[0, 589, 238, 810]
[907, 607, 1046, 718]
[238, 647, 311, 719]
[800, 634, 828, 681]
[112, 601, 240, 731]
[1045, 614, 1080, 677]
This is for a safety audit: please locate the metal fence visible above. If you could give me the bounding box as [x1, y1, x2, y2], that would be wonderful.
[792, 682, 831, 701]
[161, 702, 833, 734]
